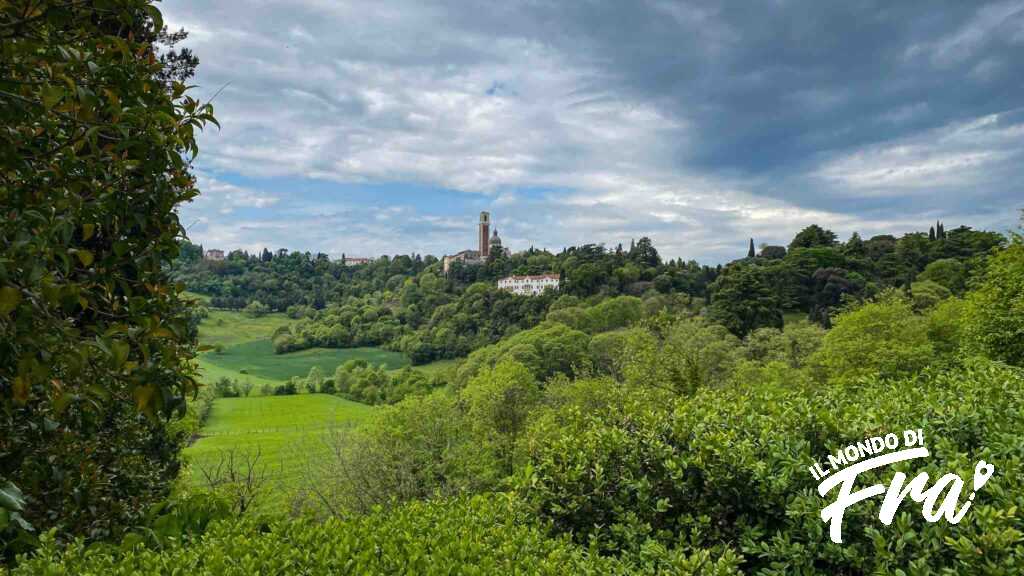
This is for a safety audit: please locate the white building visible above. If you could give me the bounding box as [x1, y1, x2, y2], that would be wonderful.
[343, 256, 373, 266]
[203, 249, 225, 261]
[497, 274, 560, 296]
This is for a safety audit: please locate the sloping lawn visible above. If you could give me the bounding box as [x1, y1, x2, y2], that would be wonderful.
[183, 394, 374, 512]
[204, 340, 408, 382]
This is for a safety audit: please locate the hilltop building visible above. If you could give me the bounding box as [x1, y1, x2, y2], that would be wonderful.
[443, 211, 509, 274]
[497, 274, 560, 296]
[343, 256, 373, 266]
[203, 249, 225, 261]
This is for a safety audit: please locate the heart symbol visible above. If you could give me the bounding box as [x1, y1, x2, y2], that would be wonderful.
[974, 460, 995, 491]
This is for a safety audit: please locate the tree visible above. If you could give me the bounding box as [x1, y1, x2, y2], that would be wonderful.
[624, 318, 742, 395]
[0, 0, 216, 548]
[917, 258, 968, 294]
[708, 265, 783, 337]
[789, 225, 838, 250]
[629, 237, 661, 267]
[244, 300, 270, 318]
[808, 268, 864, 327]
[238, 381, 254, 397]
[461, 359, 540, 476]
[306, 366, 324, 393]
[744, 322, 825, 368]
[910, 280, 952, 311]
[962, 238, 1024, 366]
[843, 232, 866, 257]
[809, 292, 933, 384]
[747, 238, 756, 258]
[760, 245, 787, 259]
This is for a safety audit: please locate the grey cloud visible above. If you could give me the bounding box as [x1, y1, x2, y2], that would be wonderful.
[166, 0, 1024, 261]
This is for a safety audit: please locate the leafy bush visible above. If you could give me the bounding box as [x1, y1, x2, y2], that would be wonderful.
[456, 322, 591, 387]
[809, 291, 933, 384]
[11, 495, 649, 575]
[910, 279, 952, 311]
[743, 322, 825, 368]
[962, 238, 1024, 367]
[520, 359, 1024, 574]
[212, 378, 240, 398]
[623, 317, 743, 395]
[273, 381, 298, 396]
[1, 0, 215, 550]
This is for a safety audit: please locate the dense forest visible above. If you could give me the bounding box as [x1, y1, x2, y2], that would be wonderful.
[174, 222, 1003, 363]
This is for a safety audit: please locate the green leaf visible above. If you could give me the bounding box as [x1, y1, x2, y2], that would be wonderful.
[76, 250, 94, 267]
[12, 376, 29, 404]
[145, 4, 164, 36]
[111, 340, 130, 368]
[0, 481, 27, 512]
[0, 285, 21, 315]
[133, 384, 158, 414]
[41, 85, 64, 110]
[83, 223, 96, 240]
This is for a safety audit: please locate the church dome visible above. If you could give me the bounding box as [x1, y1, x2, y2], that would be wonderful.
[490, 229, 502, 247]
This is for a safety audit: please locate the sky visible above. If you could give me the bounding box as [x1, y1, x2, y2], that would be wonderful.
[163, 0, 1024, 263]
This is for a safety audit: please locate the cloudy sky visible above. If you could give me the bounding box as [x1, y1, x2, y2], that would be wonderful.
[164, 0, 1024, 263]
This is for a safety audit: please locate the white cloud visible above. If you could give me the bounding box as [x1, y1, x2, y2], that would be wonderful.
[163, 1, 1024, 262]
[814, 112, 1024, 192]
[190, 173, 279, 214]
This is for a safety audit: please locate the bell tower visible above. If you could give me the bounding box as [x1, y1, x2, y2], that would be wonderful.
[478, 211, 490, 258]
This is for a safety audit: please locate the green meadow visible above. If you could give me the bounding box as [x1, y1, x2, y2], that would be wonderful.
[182, 394, 373, 511]
[193, 308, 409, 388]
[204, 339, 408, 382]
[181, 307, 461, 509]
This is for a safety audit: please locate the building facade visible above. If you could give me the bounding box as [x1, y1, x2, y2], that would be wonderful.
[343, 256, 373, 266]
[203, 249, 225, 261]
[497, 274, 560, 296]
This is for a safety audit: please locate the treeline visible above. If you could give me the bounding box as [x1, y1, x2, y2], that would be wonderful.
[210, 362, 449, 407]
[181, 221, 1003, 365]
[173, 244, 437, 310]
[705, 222, 1003, 336]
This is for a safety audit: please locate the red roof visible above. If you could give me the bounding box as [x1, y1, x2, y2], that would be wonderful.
[500, 274, 559, 281]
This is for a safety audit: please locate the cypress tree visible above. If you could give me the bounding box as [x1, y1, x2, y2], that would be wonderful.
[929, 226, 936, 241]
[747, 238, 756, 258]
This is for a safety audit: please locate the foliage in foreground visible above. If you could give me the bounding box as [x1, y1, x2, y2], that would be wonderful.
[520, 359, 1024, 575]
[6, 494, 744, 575]
[1, 0, 214, 553]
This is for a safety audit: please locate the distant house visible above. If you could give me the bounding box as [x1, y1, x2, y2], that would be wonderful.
[497, 274, 560, 296]
[203, 249, 225, 261]
[442, 249, 481, 274]
[343, 256, 373, 266]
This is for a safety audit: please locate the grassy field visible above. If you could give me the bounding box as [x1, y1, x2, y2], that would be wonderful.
[399, 358, 459, 376]
[197, 309, 291, 348]
[183, 307, 453, 510]
[194, 309, 409, 389]
[183, 394, 373, 511]
[207, 340, 408, 381]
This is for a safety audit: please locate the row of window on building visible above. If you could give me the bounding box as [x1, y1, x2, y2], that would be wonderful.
[496, 274, 560, 296]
